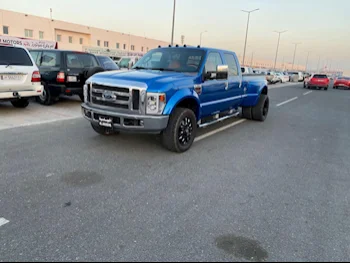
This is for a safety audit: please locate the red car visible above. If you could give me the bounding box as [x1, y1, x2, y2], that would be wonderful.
[303, 74, 329, 91]
[334, 77, 350, 89]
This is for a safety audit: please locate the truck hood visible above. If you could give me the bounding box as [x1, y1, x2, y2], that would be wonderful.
[90, 70, 197, 92]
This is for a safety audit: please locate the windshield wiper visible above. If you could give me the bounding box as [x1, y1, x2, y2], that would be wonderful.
[133, 66, 148, 70]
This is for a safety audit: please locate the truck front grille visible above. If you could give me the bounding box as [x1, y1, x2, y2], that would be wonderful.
[91, 84, 141, 111]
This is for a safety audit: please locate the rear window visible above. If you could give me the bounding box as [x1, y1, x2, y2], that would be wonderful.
[313, 75, 328, 79]
[40, 51, 61, 67]
[97, 56, 119, 70]
[66, 53, 99, 68]
[119, 58, 131, 68]
[0, 46, 33, 66]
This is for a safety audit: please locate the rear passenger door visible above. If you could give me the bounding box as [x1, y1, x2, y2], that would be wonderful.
[223, 53, 243, 108]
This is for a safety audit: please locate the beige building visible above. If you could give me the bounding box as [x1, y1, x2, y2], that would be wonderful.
[0, 8, 169, 57]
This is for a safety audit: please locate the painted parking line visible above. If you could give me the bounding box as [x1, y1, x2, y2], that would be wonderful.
[303, 91, 313, 96]
[0, 218, 10, 227]
[0, 116, 82, 132]
[276, 97, 298, 107]
[195, 119, 246, 142]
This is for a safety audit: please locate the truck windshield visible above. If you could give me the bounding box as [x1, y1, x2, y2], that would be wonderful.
[133, 48, 205, 73]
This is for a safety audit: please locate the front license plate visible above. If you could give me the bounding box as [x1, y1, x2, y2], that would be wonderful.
[67, 76, 78, 82]
[99, 117, 112, 127]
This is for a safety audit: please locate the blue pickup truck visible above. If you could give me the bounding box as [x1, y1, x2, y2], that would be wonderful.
[81, 46, 269, 152]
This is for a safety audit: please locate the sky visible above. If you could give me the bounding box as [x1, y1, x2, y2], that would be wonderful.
[2, 0, 350, 73]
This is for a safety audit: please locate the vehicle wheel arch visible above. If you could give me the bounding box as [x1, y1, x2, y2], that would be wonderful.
[163, 89, 201, 120]
[173, 97, 201, 120]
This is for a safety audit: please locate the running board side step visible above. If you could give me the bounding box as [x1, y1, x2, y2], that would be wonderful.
[199, 111, 240, 128]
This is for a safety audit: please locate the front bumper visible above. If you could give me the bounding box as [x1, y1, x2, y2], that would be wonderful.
[0, 86, 43, 100]
[81, 103, 169, 133]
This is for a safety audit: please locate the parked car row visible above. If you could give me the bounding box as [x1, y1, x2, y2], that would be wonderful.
[0, 44, 124, 108]
[303, 74, 350, 91]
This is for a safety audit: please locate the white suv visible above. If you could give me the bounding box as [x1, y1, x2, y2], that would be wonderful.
[0, 44, 43, 108]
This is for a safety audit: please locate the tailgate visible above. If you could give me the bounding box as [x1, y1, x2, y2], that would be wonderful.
[65, 52, 100, 88]
[0, 66, 33, 92]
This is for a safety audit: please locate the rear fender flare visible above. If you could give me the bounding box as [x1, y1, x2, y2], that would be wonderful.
[163, 89, 201, 120]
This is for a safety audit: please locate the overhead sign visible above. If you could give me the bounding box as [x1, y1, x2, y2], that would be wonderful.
[0, 35, 57, 49]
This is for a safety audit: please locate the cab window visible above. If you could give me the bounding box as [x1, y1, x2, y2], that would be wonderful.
[224, 53, 238, 76]
[205, 52, 223, 73]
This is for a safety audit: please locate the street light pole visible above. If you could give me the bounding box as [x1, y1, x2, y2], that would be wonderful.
[250, 51, 255, 67]
[273, 30, 287, 70]
[200, 31, 207, 46]
[171, 0, 176, 46]
[305, 51, 310, 72]
[241, 9, 259, 67]
[291, 42, 301, 70]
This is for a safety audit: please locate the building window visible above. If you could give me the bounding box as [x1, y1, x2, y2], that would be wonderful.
[104, 41, 109, 48]
[3, 26, 9, 35]
[80, 38, 83, 45]
[131, 45, 135, 51]
[123, 44, 126, 50]
[97, 40, 101, 46]
[69, 36, 73, 43]
[25, 29, 33, 38]
[39, 31, 44, 39]
[116, 43, 120, 49]
[57, 35, 61, 42]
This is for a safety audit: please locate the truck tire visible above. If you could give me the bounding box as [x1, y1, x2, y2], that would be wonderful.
[242, 107, 253, 120]
[37, 83, 55, 105]
[91, 123, 118, 136]
[11, 99, 29, 108]
[161, 108, 197, 153]
[251, 95, 269, 122]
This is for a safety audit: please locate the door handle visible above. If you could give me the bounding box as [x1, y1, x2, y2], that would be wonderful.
[225, 81, 229, 90]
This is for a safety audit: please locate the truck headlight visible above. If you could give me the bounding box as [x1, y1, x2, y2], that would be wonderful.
[146, 93, 166, 115]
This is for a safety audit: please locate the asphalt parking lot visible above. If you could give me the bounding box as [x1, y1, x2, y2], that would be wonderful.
[1, 82, 350, 262]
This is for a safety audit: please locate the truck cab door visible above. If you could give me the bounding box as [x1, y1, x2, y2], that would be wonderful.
[199, 52, 229, 117]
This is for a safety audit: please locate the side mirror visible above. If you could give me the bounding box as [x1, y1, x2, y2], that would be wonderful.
[204, 65, 228, 81]
[216, 65, 228, 80]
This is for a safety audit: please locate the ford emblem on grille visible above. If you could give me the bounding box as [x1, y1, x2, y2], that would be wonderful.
[102, 90, 116, 101]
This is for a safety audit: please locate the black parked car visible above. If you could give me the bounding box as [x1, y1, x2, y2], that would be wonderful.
[29, 49, 104, 105]
[96, 55, 120, 71]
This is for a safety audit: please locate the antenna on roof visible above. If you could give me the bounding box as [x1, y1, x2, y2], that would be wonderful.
[158, 45, 161, 48]
[184, 45, 187, 47]
[168, 45, 172, 47]
[197, 45, 200, 48]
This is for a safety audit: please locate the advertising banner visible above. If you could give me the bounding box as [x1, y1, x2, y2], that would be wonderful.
[0, 35, 57, 49]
